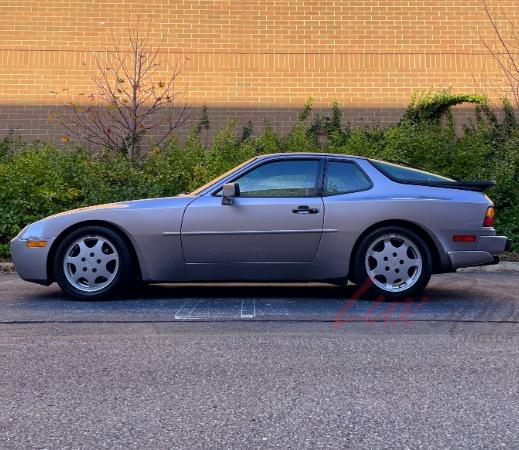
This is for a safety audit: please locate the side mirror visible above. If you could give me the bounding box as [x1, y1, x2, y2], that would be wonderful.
[221, 183, 240, 205]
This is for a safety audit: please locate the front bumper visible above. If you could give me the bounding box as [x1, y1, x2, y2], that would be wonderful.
[448, 236, 512, 269]
[10, 237, 53, 285]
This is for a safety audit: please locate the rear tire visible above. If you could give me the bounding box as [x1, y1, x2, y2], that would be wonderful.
[53, 226, 133, 300]
[352, 226, 432, 299]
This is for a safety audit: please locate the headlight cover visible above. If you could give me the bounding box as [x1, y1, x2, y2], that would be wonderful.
[16, 221, 46, 240]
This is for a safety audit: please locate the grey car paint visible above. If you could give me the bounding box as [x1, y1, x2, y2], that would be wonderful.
[10, 153, 510, 285]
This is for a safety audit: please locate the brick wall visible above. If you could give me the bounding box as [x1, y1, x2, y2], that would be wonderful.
[0, 0, 516, 141]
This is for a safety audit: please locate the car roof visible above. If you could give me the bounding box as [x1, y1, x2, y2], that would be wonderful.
[256, 152, 367, 161]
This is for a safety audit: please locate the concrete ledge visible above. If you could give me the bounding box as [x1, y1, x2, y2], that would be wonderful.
[458, 262, 519, 272]
[0, 263, 15, 274]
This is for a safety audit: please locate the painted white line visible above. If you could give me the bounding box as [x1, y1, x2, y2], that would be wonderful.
[175, 299, 201, 320]
[174, 299, 190, 315]
[240, 299, 256, 319]
[175, 299, 254, 320]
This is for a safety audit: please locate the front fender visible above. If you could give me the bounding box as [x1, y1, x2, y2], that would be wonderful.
[12, 197, 195, 284]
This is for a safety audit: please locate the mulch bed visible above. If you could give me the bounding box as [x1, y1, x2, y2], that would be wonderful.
[501, 252, 519, 261]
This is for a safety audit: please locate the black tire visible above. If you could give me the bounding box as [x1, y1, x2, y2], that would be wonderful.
[53, 225, 133, 300]
[351, 226, 432, 299]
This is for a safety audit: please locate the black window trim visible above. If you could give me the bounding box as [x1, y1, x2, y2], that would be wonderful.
[322, 157, 374, 197]
[211, 156, 326, 199]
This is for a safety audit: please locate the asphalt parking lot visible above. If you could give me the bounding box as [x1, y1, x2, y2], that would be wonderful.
[0, 270, 518, 324]
[0, 270, 518, 448]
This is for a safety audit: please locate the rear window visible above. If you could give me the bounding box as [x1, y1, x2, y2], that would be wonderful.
[370, 160, 454, 183]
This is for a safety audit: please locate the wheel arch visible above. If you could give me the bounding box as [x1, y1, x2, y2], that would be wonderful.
[349, 219, 446, 278]
[46, 220, 142, 283]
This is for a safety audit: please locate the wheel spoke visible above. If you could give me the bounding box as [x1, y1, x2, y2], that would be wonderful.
[95, 265, 113, 280]
[87, 275, 96, 288]
[64, 255, 80, 265]
[371, 251, 385, 264]
[76, 240, 90, 258]
[100, 254, 117, 265]
[369, 264, 386, 278]
[92, 237, 107, 254]
[385, 272, 398, 285]
[73, 271, 87, 284]
[385, 281, 396, 290]
[397, 242, 409, 257]
[401, 259, 419, 276]
[383, 238, 395, 253]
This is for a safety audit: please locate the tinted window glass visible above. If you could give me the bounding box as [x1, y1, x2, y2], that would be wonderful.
[325, 162, 372, 195]
[233, 160, 319, 197]
[190, 158, 256, 195]
[371, 160, 453, 182]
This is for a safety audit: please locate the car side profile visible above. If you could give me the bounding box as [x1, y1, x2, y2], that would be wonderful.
[11, 153, 511, 299]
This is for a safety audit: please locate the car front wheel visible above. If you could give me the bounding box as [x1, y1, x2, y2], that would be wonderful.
[352, 226, 432, 299]
[53, 226, 132, 299]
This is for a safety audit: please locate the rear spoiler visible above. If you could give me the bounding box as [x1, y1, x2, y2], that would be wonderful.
[415, 180, 496, 192]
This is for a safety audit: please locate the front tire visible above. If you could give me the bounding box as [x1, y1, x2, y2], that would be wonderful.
[53, 226, 133, 299]
[352, 226, 432, 299]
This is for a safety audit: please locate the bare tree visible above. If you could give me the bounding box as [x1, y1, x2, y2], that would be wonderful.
[56, 28, 189, 159]
[479, 0, 519, 110]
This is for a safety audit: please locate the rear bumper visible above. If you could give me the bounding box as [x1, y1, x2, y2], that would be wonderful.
[448, 236, 512, 269]
[477, 235, 512, 254]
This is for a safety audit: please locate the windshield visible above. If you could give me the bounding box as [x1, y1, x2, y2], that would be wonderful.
[189, 157, 257, 195]
[370, 159, 454, 183]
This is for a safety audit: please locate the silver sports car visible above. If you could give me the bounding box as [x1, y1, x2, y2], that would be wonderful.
[11, 153, 511, 299]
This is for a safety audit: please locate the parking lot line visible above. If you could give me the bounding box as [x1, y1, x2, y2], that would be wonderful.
[241, 299, 256, 318]
[174, 299, 201, 319]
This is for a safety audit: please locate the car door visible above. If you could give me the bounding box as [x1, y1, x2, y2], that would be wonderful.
[181, 157, 325, 269]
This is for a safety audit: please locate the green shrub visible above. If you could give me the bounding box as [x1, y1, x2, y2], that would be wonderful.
[0, 93, 518, 257]
[401, 89, 486, 124]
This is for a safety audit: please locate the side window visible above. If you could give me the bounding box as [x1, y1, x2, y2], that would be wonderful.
[231, 160, 320, 197]
[324, 161, 372, 196]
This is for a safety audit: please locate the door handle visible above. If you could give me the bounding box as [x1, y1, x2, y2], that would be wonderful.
[292, 205, 319, 214]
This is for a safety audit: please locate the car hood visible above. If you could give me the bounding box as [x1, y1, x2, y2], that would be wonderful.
[16, 195, 197, 241]
[45, 195, 196, 219]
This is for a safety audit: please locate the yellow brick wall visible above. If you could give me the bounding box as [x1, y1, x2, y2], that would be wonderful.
[0, 0, 516, 140]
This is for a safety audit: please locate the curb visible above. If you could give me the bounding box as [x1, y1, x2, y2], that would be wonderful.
[1, 261, 518, 275]
[458, 261, 519, 273]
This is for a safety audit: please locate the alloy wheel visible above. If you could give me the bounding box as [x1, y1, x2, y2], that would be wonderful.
[364, 233, 423, 293]
[63, 235, 120, 293]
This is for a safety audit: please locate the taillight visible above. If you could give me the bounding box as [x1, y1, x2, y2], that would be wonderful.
[483, 206, 495, 227]
[453, 235, 476, 242]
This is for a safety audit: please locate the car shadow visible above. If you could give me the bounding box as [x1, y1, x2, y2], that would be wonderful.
[120, 275, 498, 303]
[20, 278, 489, 304]
[124, 282, 359, 301]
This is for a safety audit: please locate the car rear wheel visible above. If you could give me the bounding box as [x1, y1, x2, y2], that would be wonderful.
[352, 226, 432, 299]
[53, 226, 132, 299]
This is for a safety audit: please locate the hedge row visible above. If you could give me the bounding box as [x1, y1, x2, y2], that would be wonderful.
[0, 97, 517, 256]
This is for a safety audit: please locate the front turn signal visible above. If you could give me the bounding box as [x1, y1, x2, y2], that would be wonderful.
[483, 206, 495, 227]
[26, 240, 48, 248]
